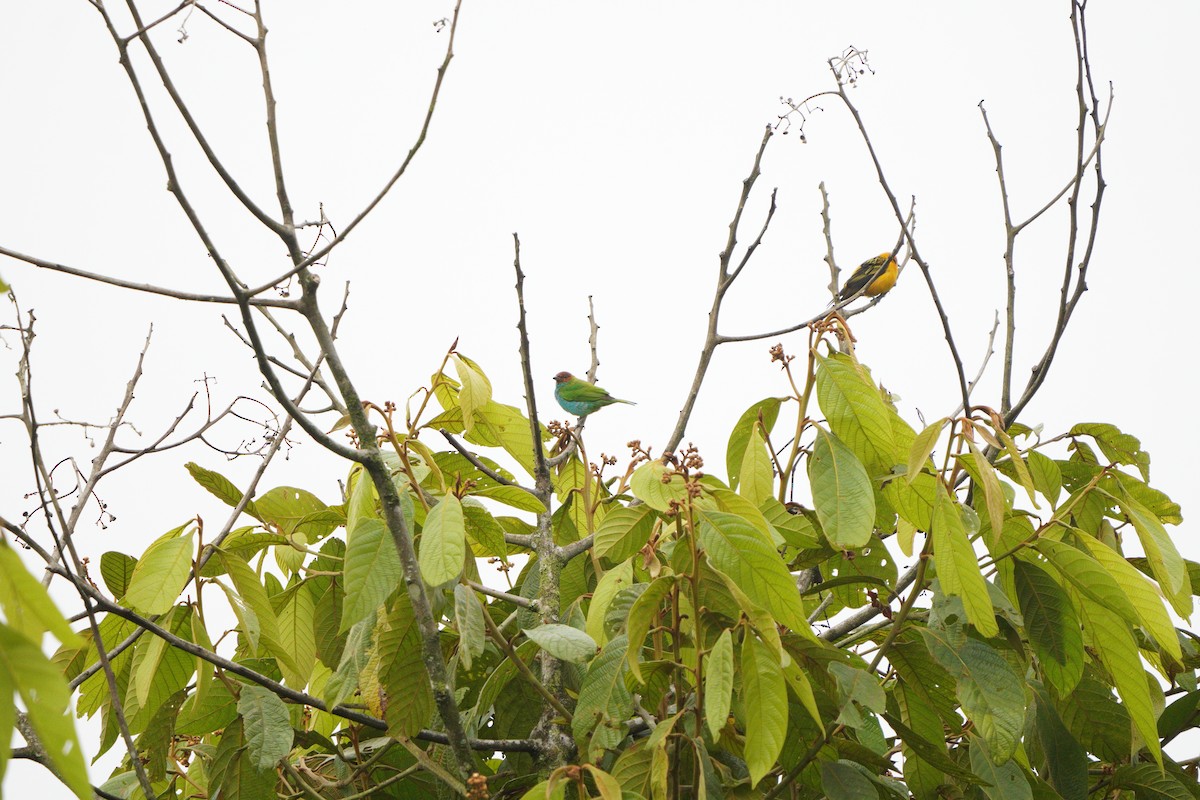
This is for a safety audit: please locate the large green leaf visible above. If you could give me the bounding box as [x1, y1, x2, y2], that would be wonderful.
[0, 542, 83, 647]
[594, 505, 658, 564]
[742, 632, 788, 786]
[820, 759, 877, 800]
[453, 584, 485, 671]
[573, 635, 633, 762]
[419, 494, 466, 586]
[185, 462, 260, 519]
[340, 519, 403, 634]
[1030, 682, 1088, 800]
[931, 487, 997, 637]
[237, 683, 293, 769]
[726, 397, 783, 490]
[705, 629, 734, 739]
[587, 558, 634, 646]
[630, 460, 691, 512]
[809, 425, 874, 549]
[1013, 559, 1082, 696]
[739, 425, 775, 507]
[1078, 598, 1162, 767]
[524, 623, 598, 663]
[923, 630, 1024, 763]
[625, 577, 675, 683]
[379, 593, 433, 738]
[0, 623, 91, 798]
[815, 352, 899, 473]
[451, 353, 493, 436]
[254, 486, 332, 537]
[275, 583, 317, 687]
[1070, 423, 1150, 481]
[124, 528, 195, 615]
[98, 551, 137, 600]
[1034, 538, 1139, 626]
[968, 733, 1032, 800]
[699, 511, 806, 632]
[1076, 534, 1181, 662]
[1114, 488, 1192, 618]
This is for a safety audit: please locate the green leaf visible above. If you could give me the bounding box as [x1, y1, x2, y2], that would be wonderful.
[630, 459, 690, 513]
[1110, 763, 1195, 800]
[1030, 682, 1088, 800]
[829, 661, 885, 718]
[705, 629, 734, 739]
[463, 502, 508, 557]
[907, 417, 948, 484]
[1078, 598, 1162, 767]
[808, 425, 875, 549]
[1070, 422, 1150, 481]
[815, 352, 899, 473]
[99, 551, 137, 599]
[217, 550, 297, 677]
[133, 607, 176, 706]
[727, 397, 783, 490]
[275, 583, 317, 687]
[582, 764, 624, 800]
[820, 760, 878, 800]
[742, 632, 787, 786]
[1026, 450, 1062, 508]
[451, 353, 493, 436]
[453, 584, 485, 671]
[341, 519, 403, 633]
[739, 425, 775, 507]
[254, 486, 331, 536]
[0, 543, 83, 647]
[1013, 559, 1083, 696]
[573, 635, 633, 762]
[587, 558, 634, 646]
[1114, 487, 1192, 618]
[923, 630, 1024, 763]
[124, 528, 195, 615]
[960, 443, 1007, 549]
[594, 505, 658, 564]
[931, 487, 997, 637]
[419, 494, 466, 586]
[1076, 534, 1181, 662]
[471, 484, 547, 513]
[524, 623, 597, 663]
[0, 623, 91, 799]
[237, 683, 293, 769]
[625, 577, 675, 683]
[185, 462, 259, 519]
[379, 594, 433, 737]
[699, 511, 807, 632]
[1034, 537, 1139, 626]
[968, 733, 1032, 800]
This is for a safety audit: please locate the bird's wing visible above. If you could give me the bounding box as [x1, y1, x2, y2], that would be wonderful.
[560, 379, 614, 403]
[839, 257, 889, 299]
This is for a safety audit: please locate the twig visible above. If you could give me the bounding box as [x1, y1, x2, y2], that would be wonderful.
[242, 0, 466, 296]
[831, 74, 972, 414]
[664, 126, 774, 455]
[511, 233, 573, 766]
[0, 244, 294, 308]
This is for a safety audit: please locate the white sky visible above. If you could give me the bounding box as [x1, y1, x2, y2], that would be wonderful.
[2, 1, 1199, 795]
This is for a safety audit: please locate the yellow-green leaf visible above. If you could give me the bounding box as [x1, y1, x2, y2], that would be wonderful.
[809, 425, 874, 550]
[742, 633, 788, 786]
[704, 629, 734, 739]
[419, 495, 466, 586]
[931, 487, 996, 637]
[124, 529, 195, 615]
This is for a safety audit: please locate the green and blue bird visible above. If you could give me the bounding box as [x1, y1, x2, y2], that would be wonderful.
[553, 371, 635, 417]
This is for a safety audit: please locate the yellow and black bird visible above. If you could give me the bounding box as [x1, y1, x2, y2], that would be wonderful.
[836, 252, 899, 303]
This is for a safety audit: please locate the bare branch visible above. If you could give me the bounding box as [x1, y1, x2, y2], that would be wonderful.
[0, 244, 294, 308]
[244, 0, 466, 296]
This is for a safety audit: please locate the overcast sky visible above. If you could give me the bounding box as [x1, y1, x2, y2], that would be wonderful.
[3, 1, 1198, 795]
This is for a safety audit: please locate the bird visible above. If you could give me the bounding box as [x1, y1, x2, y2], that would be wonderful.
[553, 372, 635, 417]
[836, 252, 899, 303]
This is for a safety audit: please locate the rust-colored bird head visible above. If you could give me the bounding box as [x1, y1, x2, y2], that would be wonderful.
[553, 371, 574, 384]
